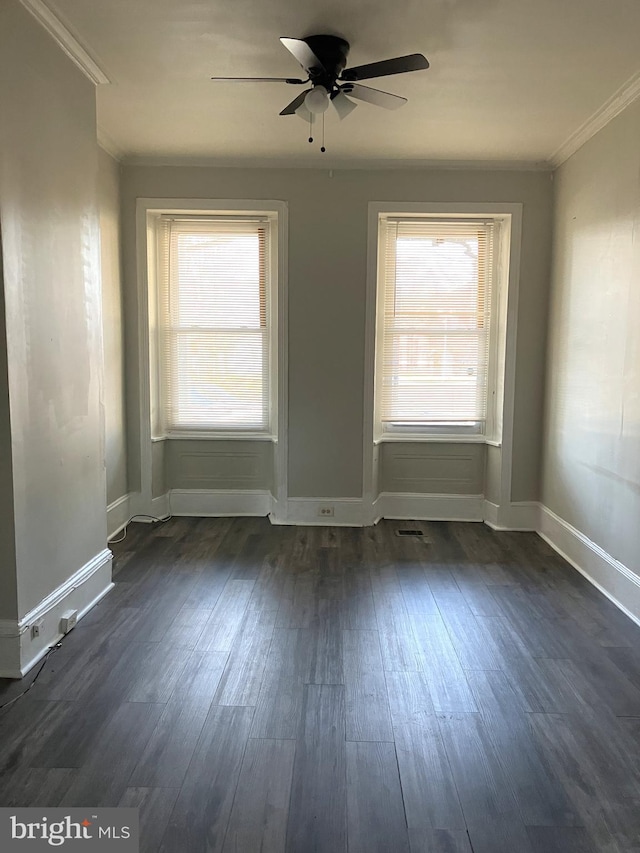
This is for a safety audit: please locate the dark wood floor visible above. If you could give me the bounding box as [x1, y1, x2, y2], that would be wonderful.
[1, 518, 640, 852]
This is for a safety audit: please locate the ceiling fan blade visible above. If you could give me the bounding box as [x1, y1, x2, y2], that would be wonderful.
[331, 91, 358, 120]
[210, 77, 307, 83]
[280, 90, 311, 116]
[280, 37, 326, 74]
[341, 53, 429, 81]
[344, 84, 407, 110]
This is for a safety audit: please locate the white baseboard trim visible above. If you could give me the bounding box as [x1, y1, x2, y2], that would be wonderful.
[150, 493, 171, 519]
[164, 491, 488, 526]
[157, 489, 489, 526]
[538, 504, 640, 627]
[483, 500, 540, 531]
[169, 489, 271, 517]
[107, 493, 131, 539]
[374, 492, 485, 523]
[271, 497, 368, 526]
[126, 491, 171, 523]
[0, 548, 114, 678]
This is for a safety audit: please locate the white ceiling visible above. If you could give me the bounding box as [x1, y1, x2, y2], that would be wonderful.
[47, 0, 640, 165]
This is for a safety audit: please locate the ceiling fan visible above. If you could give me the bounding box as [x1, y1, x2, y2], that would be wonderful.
[211, 35, 429, 150]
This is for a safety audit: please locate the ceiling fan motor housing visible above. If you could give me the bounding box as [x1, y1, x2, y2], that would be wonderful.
[303, 35, 350, 89]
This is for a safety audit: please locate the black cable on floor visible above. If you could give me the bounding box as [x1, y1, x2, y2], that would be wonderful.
[0, 642, 61, 712]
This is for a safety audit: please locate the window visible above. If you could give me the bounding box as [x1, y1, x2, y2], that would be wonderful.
[375, 216, 498, 438]
[157, 215, 276, 435]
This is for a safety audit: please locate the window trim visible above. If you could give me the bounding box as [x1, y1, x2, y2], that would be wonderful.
[135, 197, 289, 513]
[156, 213, 278, 438]
[362, 201, 523, 510]
[373, 211, 506, 443]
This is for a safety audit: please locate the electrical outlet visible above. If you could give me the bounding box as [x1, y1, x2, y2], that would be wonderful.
[60, 610, 78, 634]
[318, 506, 335, 517]
[31, 618, 44, 640]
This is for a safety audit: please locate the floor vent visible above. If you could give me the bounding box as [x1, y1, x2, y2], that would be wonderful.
[395, 529, 425, 537]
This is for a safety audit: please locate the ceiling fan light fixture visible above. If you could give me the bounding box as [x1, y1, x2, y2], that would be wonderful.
[213, 35, 430, 145]
[332, 90, 358, 120]
[294, 101, 313, 122]
[305, 85, 330, 114]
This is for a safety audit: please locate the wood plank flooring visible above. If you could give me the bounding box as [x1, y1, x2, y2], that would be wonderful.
[1, 517, 640, 852]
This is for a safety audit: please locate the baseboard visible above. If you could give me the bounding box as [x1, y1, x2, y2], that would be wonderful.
[150, 493, 171, 519]
[108, 492, 170, 540]
[270, 497, 368, 526]
[0, 548, 114, 678]
[483, 500, 540, 531]
[107, 492, 131, 539]
[169, 489, 271, 517]
[538, 504, 640, 627]
[134, 490, 539, 533]
[374, 492, 485, 523]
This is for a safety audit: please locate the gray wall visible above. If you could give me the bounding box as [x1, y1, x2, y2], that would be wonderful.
[99, 148, 128, 506]
[379, 443, 485, 495]
[0, 0, 107, 616]
[542, 99, 640, 572]
[121, 165, 552, 502]
[0, 234, 18, 620]
[166, 440, 273, 491]
[152, 440, 166, 499]
[484, 444, 502, 505]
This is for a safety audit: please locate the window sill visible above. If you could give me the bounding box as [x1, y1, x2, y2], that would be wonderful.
[375, 435, 501, 446]
[152, 433, 277, 442]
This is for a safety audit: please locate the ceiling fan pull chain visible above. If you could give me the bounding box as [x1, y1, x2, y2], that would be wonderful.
[308, 112, 313, 143]
[321, 112, 326, 152]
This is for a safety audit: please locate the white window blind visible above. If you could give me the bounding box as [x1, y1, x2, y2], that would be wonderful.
[159, 217, 271, 433]
[378, 217, 495, 433]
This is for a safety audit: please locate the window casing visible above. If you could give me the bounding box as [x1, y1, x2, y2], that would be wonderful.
[375, 215, 500, 440]
[157, 215, 277, 436]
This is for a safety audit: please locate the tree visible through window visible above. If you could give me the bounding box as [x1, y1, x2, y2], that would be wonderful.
[377, 217, 495, 434]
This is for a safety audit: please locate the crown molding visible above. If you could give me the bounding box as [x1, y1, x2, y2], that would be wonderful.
[97, 126, 124, 162]
[120, 154, 552, 172]
[19, 0, 110, 85]
[550, 69, 640, 168]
